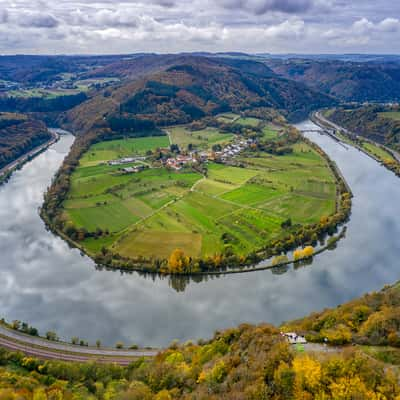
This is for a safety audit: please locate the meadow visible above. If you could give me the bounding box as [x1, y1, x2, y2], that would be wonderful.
[62, 129, 337, 261]
[168, 126, 233, 150]
[379, 111, 400, 121]
[79, 136, 170, 166]
[360, 141, 395, 162]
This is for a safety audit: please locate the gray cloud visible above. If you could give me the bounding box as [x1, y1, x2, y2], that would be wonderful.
[218, 0, 315, 15]
[0, 0, 399, 54]
[18, 12, 59, 28]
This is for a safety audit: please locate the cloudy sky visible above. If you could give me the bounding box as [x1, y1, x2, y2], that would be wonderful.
[0, 0, 399, 54]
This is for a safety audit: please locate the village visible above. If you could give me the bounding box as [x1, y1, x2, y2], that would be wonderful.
[105, 138, 256, 173]
[164, 138, 255, 171]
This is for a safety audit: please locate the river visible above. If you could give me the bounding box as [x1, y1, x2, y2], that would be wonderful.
[0, 120, 399, 347]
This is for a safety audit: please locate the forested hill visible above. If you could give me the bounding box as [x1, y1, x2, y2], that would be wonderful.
[63, 55, 335, 135]
[327, 106, 400, 151]
[0, 113, 51, 170]
[2, 283, 400, 398]
[265, 58, 400, 102]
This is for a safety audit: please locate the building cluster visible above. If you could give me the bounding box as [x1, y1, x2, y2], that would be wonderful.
[121, 165, 147, 174]
[281, 332, 307, 345]
[164, 139, 254, 171]
[108, 156, 146, 166]
[165, 154, 198, 171]
[212, 139, 254, 162]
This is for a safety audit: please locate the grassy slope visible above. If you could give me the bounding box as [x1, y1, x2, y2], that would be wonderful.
[63, 128, 337, 260]
[80, 136, 170, 167]
[168, 126, 233, 150]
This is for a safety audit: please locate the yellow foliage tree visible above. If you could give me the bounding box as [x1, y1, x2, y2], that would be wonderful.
[303, 246, 315, 258]
[293, 355, 322, 395]
[168, 249, 190, 273]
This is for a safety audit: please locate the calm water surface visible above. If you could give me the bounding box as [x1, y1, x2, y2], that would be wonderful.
[1, 120, 399, 346]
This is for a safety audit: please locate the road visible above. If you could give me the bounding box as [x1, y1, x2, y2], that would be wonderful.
[0, 325, 158, 365]
[0, 129, 60, 177]
[314, 111, 400, 163]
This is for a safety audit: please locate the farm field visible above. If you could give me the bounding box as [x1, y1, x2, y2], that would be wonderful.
[62, 128, 338, 262]
[216, 112, 240, 123]
[79, 136, 169, 167]
[236, 117, 262, 127]
[378, 111, 400, 121]
[168, 126, 233, 150]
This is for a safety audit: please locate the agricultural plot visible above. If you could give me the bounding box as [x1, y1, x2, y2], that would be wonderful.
[168, 126, 233, 150]
[63, 127, 338, 262]
[379, 111, 400, 121]
[235, 117, 262, 127]
[262, 125, 280, 140]
[79, 136, 169, 167]
[216, 112, 240, 123]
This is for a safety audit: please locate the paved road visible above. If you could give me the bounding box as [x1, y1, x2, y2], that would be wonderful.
[0, 325, 158, 364]
[0, 129, 60, 177]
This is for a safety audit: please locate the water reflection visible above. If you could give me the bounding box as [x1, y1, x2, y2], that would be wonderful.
[0, 121, 399, 347]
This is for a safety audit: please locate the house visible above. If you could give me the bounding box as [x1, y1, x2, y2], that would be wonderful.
[282, 332, 307, 344]
[108, 156, 147, 166]
[122, 165, 146, 174]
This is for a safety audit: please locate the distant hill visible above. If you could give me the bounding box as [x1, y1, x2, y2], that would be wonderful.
[64, 55, 335, 134]
[266, 59, 400, 102]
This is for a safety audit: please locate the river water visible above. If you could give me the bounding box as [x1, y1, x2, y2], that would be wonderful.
[0, 120, 399, 347]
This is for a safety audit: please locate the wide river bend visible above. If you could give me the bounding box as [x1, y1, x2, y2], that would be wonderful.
[0, 120, 399, 347]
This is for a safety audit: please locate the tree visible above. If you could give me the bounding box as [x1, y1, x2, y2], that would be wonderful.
[46, 331, 58, 341]
[168, 249, 190, 273]
[96, 340, 102, 348]
[71, 337, 79, 345]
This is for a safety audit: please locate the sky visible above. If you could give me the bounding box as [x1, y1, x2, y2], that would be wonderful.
[0, 0, 399, 54]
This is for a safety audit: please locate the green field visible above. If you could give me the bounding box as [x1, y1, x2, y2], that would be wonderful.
[168, 126, 233, 150]
[379, 111, 400, 121]
[262, 125, 280, 140]
[361, 141, 395, 162]
[7, 88, 84, 99]
[236, 117, 262, 127]
[79, 136, 169, 167]
[62, 128, 338, 261]
[216, 113, 240, 123]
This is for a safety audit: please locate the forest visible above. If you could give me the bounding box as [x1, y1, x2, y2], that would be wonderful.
[2, 282, 400, 399]
[0, 113, 52, 170]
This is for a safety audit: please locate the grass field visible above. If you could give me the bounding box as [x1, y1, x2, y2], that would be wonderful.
[236, 117, 262, 127]
[361, 141, 395, 162]
[79, 136, 169, 167]
[379, 111, 400, 121]
[63, 128, 338, 261]
[168, 126, 233, 150]
[216, 113, 240, 123]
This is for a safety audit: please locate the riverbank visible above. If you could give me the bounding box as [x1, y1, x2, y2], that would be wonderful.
[312, 111, 400, 177]
[1, 120, 399, 346]
[0, 128, 60, 187]
[41, 126, 351, 276]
